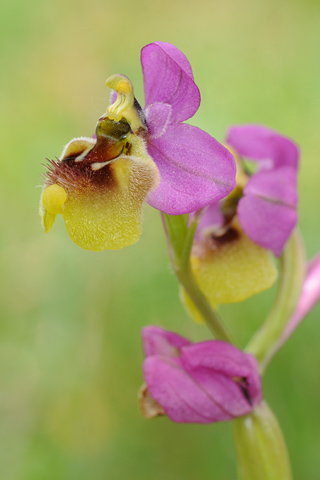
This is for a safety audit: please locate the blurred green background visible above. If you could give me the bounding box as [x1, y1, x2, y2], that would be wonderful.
[1, 0, 320, 478]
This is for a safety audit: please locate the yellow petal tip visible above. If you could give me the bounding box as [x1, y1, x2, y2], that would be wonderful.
[42, 184, 67, 215]
[43, 210, 57, 233]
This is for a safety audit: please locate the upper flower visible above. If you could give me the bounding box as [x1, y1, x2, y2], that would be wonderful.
[139, 326, 262, 423]
[40, 115, 159, 251]
[40, 42, 236, 251]
[226, 124, 299, 256]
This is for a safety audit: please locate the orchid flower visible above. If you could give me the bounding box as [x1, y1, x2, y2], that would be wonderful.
[139, 326, 262, 423]
[40, 42, 236, 251]
[182, 125, 299, 308]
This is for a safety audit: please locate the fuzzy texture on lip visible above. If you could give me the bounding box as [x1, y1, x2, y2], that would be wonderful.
[140, 41, 237, 215]
[226, 124, 299, 256]
[141, 326, 262, 424]
[40, 132, 159, 251]
[186, 221, 278, 308]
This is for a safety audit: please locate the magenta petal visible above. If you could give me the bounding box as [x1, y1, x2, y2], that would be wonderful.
[182, 340, 254, 376]
[141, 42, 200, 123]
[226, 124, 299, 170]
[244, 167, 298, 206]
[143, 357, 232, 423]
[144, 103, 172, 139]
[142, 326, 191, 357]
[193, 202, 224, 239]
[238, 167, 298, 256]
[262, 255, 320, 362]
[187, 369, 253, 417]
[238, 196, 297, 257]
[281, 254, 320, 344]
[149, 42, 195, 80]
[146, 123, 236, 215]
[182, 341, 262, 407]
[141, 329, 262, 423]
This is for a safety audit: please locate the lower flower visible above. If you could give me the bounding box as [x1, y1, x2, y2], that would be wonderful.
[139, 326, 262, 423]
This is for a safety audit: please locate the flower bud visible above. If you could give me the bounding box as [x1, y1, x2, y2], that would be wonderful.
[139, 326, 262, 423]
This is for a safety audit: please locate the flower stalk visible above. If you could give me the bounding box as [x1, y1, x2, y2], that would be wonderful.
[246, 228, 305, 372]
[233, 401, 293, 480]
[162, 212, 234, 343]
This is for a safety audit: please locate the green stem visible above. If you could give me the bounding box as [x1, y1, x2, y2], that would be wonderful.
[162, 212, 234, 343]
[180, 207, 206, 271]
[245, 229, 305, 372]
[233, 401, 293, 480]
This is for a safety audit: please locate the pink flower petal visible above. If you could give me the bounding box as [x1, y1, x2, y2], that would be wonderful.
[188, 369, 253, 417]
[144, 103, 172, 139]
[182, 341, 262, 408]
[226, 124, 299, 170]
[143, 356, 233, 423]
[279, 254, 320, 346]
[141, 42, 200, 123]
[146, 123, 236, 215]
[238, 167, 298, 256]
[142, 326, 191, 358]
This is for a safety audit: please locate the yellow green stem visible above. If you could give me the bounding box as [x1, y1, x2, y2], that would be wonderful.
[162, 212, 234, 343]
[233, 401, 293, 480]
[245, 229, 305, 373]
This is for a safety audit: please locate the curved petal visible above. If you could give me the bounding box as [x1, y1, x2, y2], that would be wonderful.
[143, 357, 233, 423]
[146, 123, 237, 215]
[182, 340, 255, 375]
[148, 42, 195, 80]
[238, 196, 297, 257]
[141, 42, 200, 123]
[193, 202, 224, 239]
[226, 124, 299, 170]
[238, 167, 298, 256]
[184, 369, 254, 417]
[182, 341, 262, 408]
[142, 326, 191, 358]
[244, 167, 298, 206]
[144, 103, 172, 139]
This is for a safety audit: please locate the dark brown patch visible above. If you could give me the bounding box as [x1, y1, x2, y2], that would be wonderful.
[232, 376, 252, 405]
[81, 136, 124, 166]
[239, 377, 252, 406]
[124, 141, 132, 155]
[42, 135, 125, 193]
[211, 227, 240, 245]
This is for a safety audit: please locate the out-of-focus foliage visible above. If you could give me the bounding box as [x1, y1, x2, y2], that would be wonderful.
[1, 0, 320, 478]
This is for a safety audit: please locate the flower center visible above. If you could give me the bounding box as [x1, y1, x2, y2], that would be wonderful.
[105, 74, 147, 136]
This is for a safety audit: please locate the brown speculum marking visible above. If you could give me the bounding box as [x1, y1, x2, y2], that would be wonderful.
[211, 227, 240, 246]
[43, 117, 132, 193]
